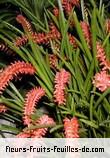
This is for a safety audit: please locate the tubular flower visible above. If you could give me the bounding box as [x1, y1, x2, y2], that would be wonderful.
[16, 14, 33, 34]
[23, 87, 45, 126]
[80, 21, 91, 48]
[93, 71, 110, 92]
[0, 61, 35, 94]
[0, 104, 7, 113]
[0, 43, 15, 56]
[31, 115, 55, 138]
[54, 69, 70, 105]
[15, 35, 28, 47]
[63, 117, 79, 138]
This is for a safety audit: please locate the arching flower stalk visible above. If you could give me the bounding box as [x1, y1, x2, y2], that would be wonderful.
[63, 117, 79, 138]
[15, 23, 60, 47]
[0, 104, 8, 113]
[23, 87, 45, 126]
[54, 69, 70, 105]
[93, 70, 110, 92]
[0, 61, 35, 94]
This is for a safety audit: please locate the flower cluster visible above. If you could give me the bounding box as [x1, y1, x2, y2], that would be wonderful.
[16, 14, 33, 34]
[31, 115, 55, 138]
[23, 87, 45, 126]
[15, 15, 78, 48]
[93, 42, 110, 92]
[63, 117, 79, 138]
[17, 115, 55, 138]
[80, 21, 91, 48]
[93, 71, 110, 92]
[0, 61, 35, 94]
[54, 69, 70, 105]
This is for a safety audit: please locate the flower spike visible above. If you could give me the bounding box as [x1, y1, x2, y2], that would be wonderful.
[54, 69, 70, 105]
[63, 117, 79, 138]
[0, 61, 35, 94]
[23, 87, 45, 126]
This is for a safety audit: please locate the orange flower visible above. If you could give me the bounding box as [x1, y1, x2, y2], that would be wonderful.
[16, 131, 31, 138]
[0, 61, 35, 94]
[96, 42, 110, 70]
[54, 69, 70, 105]
[63, 117, 79, 138]
[31, 115, 55, 138]
[93, 71, 110, 92]
[15, 35, 28, 47]
[16, 14, 33, 34]
[80, 21, 91, 48]
[23, 87, 45, 126]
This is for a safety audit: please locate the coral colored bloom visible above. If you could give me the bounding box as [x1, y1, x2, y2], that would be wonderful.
[96, 42, 110, 70]
[15, 25, 60, 47]
[31, 115, 55, 138]
[0, 61, 35, 94]
[62, 0, 79, 15]
[80, 21, 91, 48]
[15, 35, 28, 47]
[54, 69, 70, 105]
[63, 117, 79, 138]
[16, 15, 33, 34]
[96, 42, 106, 67]
[16, 131, 31, 138]
[93, 71, 110, 92]
[62, 0, 73, 15]
[0, 104, 7, 113]
[23, 87, 45, 126]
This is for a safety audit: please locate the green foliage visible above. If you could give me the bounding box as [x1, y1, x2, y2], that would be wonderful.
[0, 0, 110, 138]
